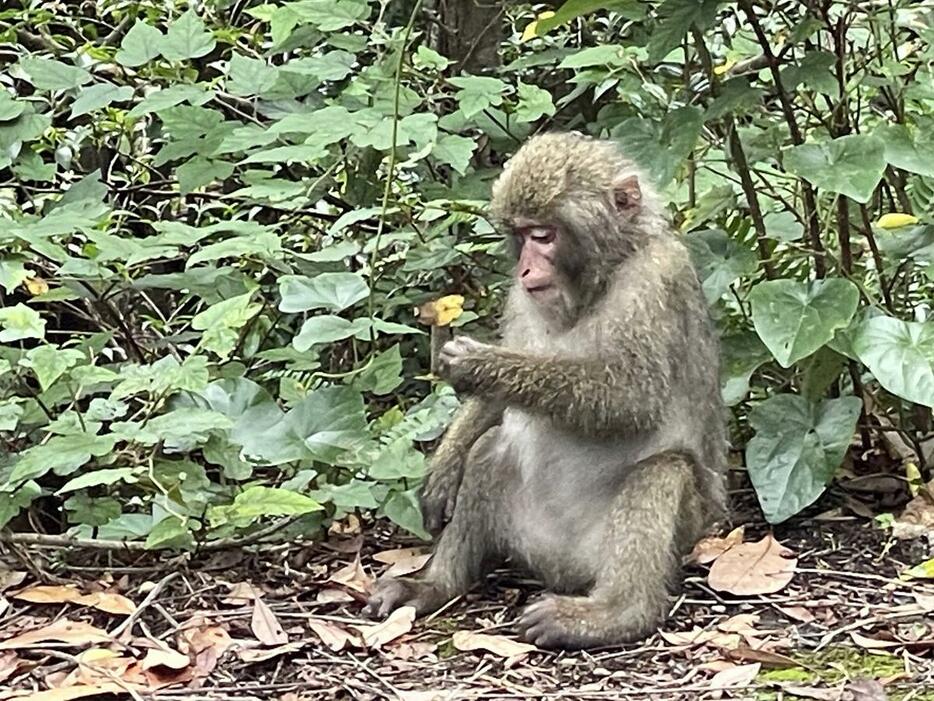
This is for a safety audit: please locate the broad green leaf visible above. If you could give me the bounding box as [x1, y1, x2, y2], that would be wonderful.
[381, 487, 430, 540]
[312, 480, 379, 510]
[7, 433, 117, 485]
[19, 58, 90, 90]
[162, 9, 216, 61]
[293, 315, 357, 351]
[114, 408, 232, 448]
[0, 482, 41, 529]
[648, 0, 721, 63]
[192, 292, 261, 359]
[746, 394, 861, 523]
[750, 278, 859, 367]
[781, 51, 838, 96]
[368, 438, 426, 480]
[241, 144, 327, 165]
[448, 76, 507, 119]
[0, 91, 26, 121]
[784, 135, 886, 203]
[98, 513, 154, 540]
[0, 259, 29, 293]
[127, 84, 212, 118]
[281, 51, 356, 82]
[874, 122, 934, 178]
[0, 400, 23, 432]
[64, 494, 121, 527]
[211, 486, 322, 527]
[705, 77, 763, 120]
[875, 224, 934, 265]
[533, 1, 647, 36]
[611, 106, 702, 187]
[852, 316, 934, 408]
[720, 332, 771, 406]
[432, 134, 475, 175]
[177, 157, 234, 194]
[145, 516, 194, 550]
[558, 44, 631, 68]
[353, 345, 404, 395]
[684, 229, 757, 303]
[20, 345, 85, 391]
[763, 211, 804, 242]
[286, 0, 369, 31]
[186, 231, 281, 267]
[0, 303, 45, 342]
[228, 54, 279, 96]
[278, 273, 369, 313]
[116, 20, 164, 66]
[70, 84, 134, 119]
[57, 468, 139, 494]
[515, 82, 556, 123]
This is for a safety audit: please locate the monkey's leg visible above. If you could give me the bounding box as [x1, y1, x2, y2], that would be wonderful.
[364, 431, 506, 619]
[518, 452, 705, 649]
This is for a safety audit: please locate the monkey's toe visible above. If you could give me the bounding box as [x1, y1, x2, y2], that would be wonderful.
[363, 578, 415, 619]
[518, 595, 629, 650]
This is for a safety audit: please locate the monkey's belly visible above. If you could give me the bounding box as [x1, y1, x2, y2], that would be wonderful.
[498, 410, 665, 592]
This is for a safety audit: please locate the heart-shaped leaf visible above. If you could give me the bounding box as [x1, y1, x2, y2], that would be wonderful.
[852, 316, 934, 408]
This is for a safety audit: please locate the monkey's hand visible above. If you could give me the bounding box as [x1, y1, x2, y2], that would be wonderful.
[438, 336, 495, 393]
[419, 452, 464, 536]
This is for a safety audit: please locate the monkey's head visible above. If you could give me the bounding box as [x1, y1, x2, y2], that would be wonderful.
[490, 132, 660, 317]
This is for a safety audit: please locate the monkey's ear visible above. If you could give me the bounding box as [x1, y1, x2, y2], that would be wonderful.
[612, 175, 642, 215]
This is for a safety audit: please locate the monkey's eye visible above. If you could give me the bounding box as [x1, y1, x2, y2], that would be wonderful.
[521, 226, 556, 244]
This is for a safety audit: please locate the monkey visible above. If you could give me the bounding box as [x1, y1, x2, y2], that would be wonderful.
[363, 132, 728, 649]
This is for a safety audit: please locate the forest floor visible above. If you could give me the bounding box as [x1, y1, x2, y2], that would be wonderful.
[1, 491, 933, 701]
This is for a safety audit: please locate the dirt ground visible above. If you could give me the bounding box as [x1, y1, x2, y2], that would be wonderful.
[1, 489, 933, 701]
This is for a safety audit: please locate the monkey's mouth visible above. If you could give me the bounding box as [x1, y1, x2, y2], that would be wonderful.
[525, 284, 554, 297]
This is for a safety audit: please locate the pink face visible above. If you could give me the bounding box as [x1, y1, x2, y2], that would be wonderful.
[512, 218, 559, 300]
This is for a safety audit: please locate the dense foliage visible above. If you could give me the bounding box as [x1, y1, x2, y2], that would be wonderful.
[0, 0, 932, 550]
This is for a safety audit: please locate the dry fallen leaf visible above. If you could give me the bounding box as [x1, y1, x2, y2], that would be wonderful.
[13, 682, 138, 701]
[11, 585, 136, 616]
[251, 597, 288, 646]
[0, 619, 111, 649]
[845, 679, 889, 701]
[141, 647, 191, 671]
[891, 482, 934, 540]
[177, 619, 233, 679]
[0, 650, 22, 682]
[849, 631, 900, 650]
[329, 556, 373, 594]
[0, 571, 26, 592]
[777, 605, 816, 623]
[451, 630, 536, 659]
[316, 588, 354, 604]
[221, 582, 257, 606]
[708, 534, 797, 595]
[354, 606, 416, 648]
[780, 685, 841, 701]
[687, 526, 745, 565]
[658, 627, 727, 649]
[373, 548, 432, 578]
[237, 641, 305, 663]
[308, 619, 361, 651]
[709, 662, 760, 692]
[388, 640, 437, 660]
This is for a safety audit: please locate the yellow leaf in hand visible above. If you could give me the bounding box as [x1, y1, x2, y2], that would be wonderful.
[418, 295, 464, 327]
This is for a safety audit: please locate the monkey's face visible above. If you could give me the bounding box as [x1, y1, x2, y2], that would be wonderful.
[510, 218, 569, 308]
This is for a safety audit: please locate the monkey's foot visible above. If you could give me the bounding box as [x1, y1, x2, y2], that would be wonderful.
[362, 578, 446, 619]
[518, 595, 654, 649]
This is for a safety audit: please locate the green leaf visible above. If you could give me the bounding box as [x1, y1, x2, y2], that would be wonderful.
[98, 513, 154, 540]
[784, 135, 886, 203]
[874, 122, 934, 178]
[278, 273, 369, 313]
[558, 44, 631, 69]
[0, 400, 23, 432]
[0, 259, 29, 293]
[353, 345, 404, 395]
[20, 345, 85, 391]
[781, 51, 838, 96]
[177, 157, 234, 194]
[720, 332, 772, 406]
[611, 106, 702, 187]
[852, 316, 934, 408]
[162, 9, 216, 61]
[368, 438, 426, 480]
[763, 211, 804, 242]
[19, 58, 90, 90]
[750, 278, 860, 367]
[57, 468, 139, 495]
[515, 82, 556, 123]
[648, 0, 722, 63]
[70, 84, 134, 119]
[0, 91, 26, 121]
[127, 84, 212, 118]
[145, 516, 194, 550]
[192, 292, 261, 360]
[684, 229, 757, 303]
[64, 494, 121, 527]
[746, 394, 861, 523]
[187, 230, 281, 268]
[116, 20, 164, 67]
[293, 315, 357, 351]
[7, 433, 117, 485]
[432, 134, 475, 175]
[213, 486, 322, 526]
[312, 480, 378, 510]
[0, 303, 45, 342]
[706, 77, 763, 121]
[448, 76, 507, 119]
[288, 0, 369, 31]
[382, 487, 430, 540]
[0, 482, 41, 529]
[228, 54, 279, 96]
[534, 1, 646, 35]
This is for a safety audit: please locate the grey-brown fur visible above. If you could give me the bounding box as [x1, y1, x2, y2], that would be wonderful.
[365, 132, 728, 649]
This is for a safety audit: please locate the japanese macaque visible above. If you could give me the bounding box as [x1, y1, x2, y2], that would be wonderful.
[363, 133, 728, 649]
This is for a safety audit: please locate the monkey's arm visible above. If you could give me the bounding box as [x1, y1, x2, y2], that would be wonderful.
[420, 397, 503, 534]
[441, 338, 670, 435]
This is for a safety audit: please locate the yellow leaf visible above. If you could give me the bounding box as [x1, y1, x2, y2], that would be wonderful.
[903, 557, 934, 580]
[520, 10, 555, 42]
[906, 461, 922, 497]
[877, 212, 919, 229]
[418, 295, 464, 327]
[713, 59, 736, 75]
[24, 276, 49, 295]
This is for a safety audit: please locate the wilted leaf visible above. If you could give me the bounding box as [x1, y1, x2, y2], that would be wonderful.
[237, 641, 305, 663]
[708, 534, 797, 595]
[328, 556, 373, 594]
[373, 547, 432, 577]
[451, 631, 536, 658]
[251, 596, 288, 645]
[141, 647, 191, 671]
[709, 662, 760, 690]
[686, 526, 745, 565]
[316, 588, 354, 604]
[354, 605, 415, 648]
[308, 619, 361, 651]
[0, 619, 111, 649]
[221, 582, 257, 605]
[849, 631, 900, 650]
